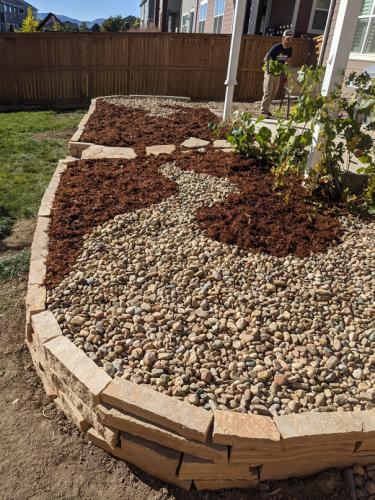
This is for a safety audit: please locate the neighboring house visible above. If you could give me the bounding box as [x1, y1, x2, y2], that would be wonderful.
[321, 0, 375, 81]
[180, 0, 331, 36]
[140, 0, 181, 32]
[0, 0, 37, 32]
[140, 0, 158, 29]
[37, 12, 79, 31]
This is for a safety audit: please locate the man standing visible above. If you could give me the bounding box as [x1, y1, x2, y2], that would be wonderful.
[260, 30, 293, 117]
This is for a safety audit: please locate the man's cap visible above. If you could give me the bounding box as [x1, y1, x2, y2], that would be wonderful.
[283, 29, 293, 38]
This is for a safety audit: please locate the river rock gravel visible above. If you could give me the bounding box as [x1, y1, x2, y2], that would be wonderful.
[47, 161, 375, 416]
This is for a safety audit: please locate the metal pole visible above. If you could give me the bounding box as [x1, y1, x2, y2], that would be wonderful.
[307, 0, 362, 170]
[223, 0, 247, 121]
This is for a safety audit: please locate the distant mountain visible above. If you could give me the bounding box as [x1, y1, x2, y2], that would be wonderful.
[88, 19, 106, 28]
[37, 13, 106, 28]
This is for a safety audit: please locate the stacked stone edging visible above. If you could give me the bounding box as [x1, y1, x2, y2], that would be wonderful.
[25, 100, 375, 492]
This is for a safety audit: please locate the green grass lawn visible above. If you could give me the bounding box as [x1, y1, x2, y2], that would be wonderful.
[0, 110, 85, 239]
[0, 109, 85, 281]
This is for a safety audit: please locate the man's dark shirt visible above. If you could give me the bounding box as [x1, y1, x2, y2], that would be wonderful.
[265, 43, 293, 65]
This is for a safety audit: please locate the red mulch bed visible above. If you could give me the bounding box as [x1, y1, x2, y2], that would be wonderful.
[176, 149, 342, 258]
[45, 155, 176, 289]
[80, 100, 224, 153]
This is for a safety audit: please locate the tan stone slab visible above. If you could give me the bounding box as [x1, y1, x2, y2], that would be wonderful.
[45, 336, 111, 407]
[27, 342, 57, 400]
[102, 379, 212, 443]
[68, 141, 92, 158]
[31, 310, 62, 344]
[181, 137, 210, 148]
[179, 454, 259, 481]
[213, 139, 232, 149]
[55, 394, 90, 433]
[260, 451, 375, 481]
[146, 144, 176, 156]
[53, 375, 118, 447]
[213, 411, 280, 447]
[30, 221, 49, 262]
[26, 284, 46, 319]
[28, 258, 46, 286]
[194, 479, 259, 491]
[81, 144, 137, 160]
[357, 410, 375, 451]
[362, 410, 375, 434]
[121, 433, 192, 490]
[358, 438, 375, 452]
[86, 429, 192, 490]
[274, 412, 363, 447]
[97, 404, 228, 463]
[230, 441, 356, 465]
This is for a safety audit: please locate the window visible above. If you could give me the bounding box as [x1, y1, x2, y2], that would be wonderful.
[188, 9, 195, 32]
[19, 8, 24, 14]
[213, 0, 225, 33]
[198, 0, 207, 33]
[308, 0, 330, 34]
[352, 0, 375, 54]
[181, 13, 188, 32]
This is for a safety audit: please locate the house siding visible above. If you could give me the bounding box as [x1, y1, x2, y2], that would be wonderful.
[222, 0, 234, 34]
[204, 0, 214, 32]
[199, 0, 235, 34]
[320, 0, 375, 96]
[180, 0, 196, 31]
[268, 0, 295, 27]
[322, 0, 340, 65]
[0, 0, 36, 31]
[295, 0, 314, 34]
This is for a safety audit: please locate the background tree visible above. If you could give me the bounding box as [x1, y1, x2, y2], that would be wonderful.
[91, 23, 101, 32]
[79, 21, 89, 32]
[123, 16, 138, 30]
[20, 6, 39, 32]
[100, 16, 126, 32]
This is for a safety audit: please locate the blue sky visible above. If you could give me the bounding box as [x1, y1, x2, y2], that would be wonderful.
[31, 0, 140, 20]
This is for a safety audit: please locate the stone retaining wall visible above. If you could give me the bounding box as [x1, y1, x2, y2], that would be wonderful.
[25, 101, 375, 492]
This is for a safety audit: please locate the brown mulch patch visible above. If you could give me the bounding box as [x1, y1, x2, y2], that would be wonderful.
[176, 149, 343, 258]
[80, 100, 224, 153]
[45, 155, 176, 289]
[46, 149, 343, 289]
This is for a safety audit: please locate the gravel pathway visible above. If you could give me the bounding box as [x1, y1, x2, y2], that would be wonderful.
[104, 96, 267, 117]
[47, 161, 375, 416]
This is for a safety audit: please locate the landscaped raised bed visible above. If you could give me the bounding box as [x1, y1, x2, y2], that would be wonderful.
[26, 97, 375, 492]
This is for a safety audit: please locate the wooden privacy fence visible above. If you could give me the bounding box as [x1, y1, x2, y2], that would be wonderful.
[0, 32, 315, 105]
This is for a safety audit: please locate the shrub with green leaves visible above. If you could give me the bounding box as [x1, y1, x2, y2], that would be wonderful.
[224, 65, 375, 215]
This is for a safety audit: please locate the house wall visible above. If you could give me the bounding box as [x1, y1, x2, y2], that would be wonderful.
[320, 0, 374, 97]
[140, 0, 157, 28]
[266, 0, 325, 36]
[0, 1, 29, 31]
[294, 0, 314, 34]
[180, 0, 196, 31]
[222, 0, 234, 34]
[268, 0, 295, 27]
[199, 0, 235, 34]
[322, 0, 339, 65]
[204, 0, 214, 33]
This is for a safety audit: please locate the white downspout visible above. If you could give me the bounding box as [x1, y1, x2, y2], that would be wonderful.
[223, 0, 247, 121]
